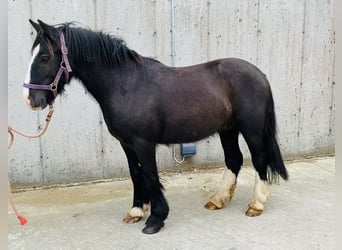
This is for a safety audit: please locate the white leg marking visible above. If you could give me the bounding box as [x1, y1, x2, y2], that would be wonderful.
[123, 203, 150, 223]
[23, 45, 40, 108]
[129, 203, 150, 216]
[128, 207, 145, 218]
[143, 203, 150, 212]
[207, 169, 237, 208]
[249, 172, 270, 211]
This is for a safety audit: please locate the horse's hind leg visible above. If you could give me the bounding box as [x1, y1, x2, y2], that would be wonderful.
[240, 128, 270, 217]
[205, 128, 243, 210]
[246, 170, 270, 217]
[121, 144, 150, 224]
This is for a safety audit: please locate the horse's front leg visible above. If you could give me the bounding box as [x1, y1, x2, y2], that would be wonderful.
[121, 143, 150, 224]
[134, 140, 169, 234]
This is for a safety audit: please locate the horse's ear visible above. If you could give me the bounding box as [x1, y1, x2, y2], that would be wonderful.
[37, 19, 58, 42]
[29, 19, 41, 33]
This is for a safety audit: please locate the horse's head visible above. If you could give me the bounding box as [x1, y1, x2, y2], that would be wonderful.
[23, 19, 72, 110]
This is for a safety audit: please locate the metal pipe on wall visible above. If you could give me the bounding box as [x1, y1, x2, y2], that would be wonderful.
[170, 0, 185, 164]
[170, 0, 176, 67]
[170, 0, 197, 164]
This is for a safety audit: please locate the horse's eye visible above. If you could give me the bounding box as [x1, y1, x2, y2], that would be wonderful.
[40, 54, 50, 61]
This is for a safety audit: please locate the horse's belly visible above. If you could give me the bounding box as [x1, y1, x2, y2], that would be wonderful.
[159, 106, 233, 144]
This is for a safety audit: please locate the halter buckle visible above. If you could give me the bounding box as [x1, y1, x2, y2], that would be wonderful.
[60, 61, 66, 69]
[50, 82, 57, 91]
[61, 45, 68, 55]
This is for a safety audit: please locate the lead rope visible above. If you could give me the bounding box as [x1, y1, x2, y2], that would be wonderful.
[8, 105, 55, 225]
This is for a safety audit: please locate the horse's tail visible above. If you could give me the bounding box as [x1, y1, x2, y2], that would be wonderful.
[264, 92, 289, 183]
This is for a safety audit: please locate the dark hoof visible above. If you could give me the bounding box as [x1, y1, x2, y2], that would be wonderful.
[142, 214, 165, 234]
[142, 224, 164, 234]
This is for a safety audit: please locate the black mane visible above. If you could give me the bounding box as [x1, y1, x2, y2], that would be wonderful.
[59, 23, 142, 67]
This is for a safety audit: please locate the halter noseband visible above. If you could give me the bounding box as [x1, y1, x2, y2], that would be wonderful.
[23, 32, 72, 99]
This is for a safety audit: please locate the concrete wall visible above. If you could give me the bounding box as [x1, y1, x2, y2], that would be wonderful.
[8, 0, 335, 186]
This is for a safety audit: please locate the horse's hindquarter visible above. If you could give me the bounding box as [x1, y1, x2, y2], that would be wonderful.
[154, 61, 235, 143]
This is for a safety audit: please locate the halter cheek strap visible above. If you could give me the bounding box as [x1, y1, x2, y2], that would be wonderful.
[23, 32, 72, 99]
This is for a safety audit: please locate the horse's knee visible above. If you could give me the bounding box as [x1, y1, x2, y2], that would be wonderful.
[225, 152, 243, 176]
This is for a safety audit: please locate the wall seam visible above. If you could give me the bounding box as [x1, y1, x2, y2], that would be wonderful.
[206, 0, 211, 61]
[92, 0, 106, 178]
[297, 0, 307, 140]
[29, 0, 46, 184]
[255, 0, 260, 66]
[329, 27, 335, 137]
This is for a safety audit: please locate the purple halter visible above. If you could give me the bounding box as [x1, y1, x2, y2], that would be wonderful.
[23, 32, 72, 99]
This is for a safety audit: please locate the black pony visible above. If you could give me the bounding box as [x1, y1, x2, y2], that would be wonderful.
[23, 20, 288, 234]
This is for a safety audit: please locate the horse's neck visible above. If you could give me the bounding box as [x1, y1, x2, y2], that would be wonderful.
[71, 61, 138, 104]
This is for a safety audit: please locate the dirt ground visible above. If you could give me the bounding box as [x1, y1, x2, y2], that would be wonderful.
[8, 157, 335, 250]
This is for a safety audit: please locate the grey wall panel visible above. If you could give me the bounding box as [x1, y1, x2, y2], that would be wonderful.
[8, 0, 43, 184]
[8, 0, 335, 185]
[256, 0, 306, 155]
[298, 0, 335, 154]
